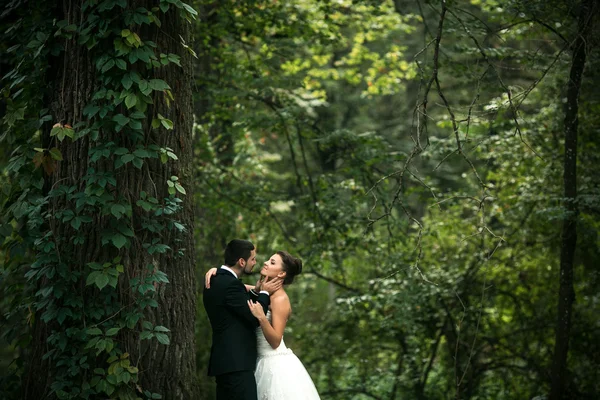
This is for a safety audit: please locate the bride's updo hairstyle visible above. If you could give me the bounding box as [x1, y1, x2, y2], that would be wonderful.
[277, 251, 302, 285]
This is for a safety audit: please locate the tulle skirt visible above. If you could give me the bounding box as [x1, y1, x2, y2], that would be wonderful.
[255, 348, 320, 400]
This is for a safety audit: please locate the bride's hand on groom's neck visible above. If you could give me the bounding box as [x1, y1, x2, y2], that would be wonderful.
[258, 276, 283, 295]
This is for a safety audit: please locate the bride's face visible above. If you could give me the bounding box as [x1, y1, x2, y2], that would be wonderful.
[261, 253, 286, 281]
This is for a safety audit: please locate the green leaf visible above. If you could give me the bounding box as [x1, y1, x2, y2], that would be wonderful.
[133, 149, 150, 158]
[83, 104, 100, 118]
[148, 79, 170, 91]
[160, 118, 173, 130]
[175, 183, 186, 195]
[71, 217, 82, 230]
[111, 233, 127, 249]
[182, 2, 198, 18]
[86, 271, 101, 286]
[130, 110, 145, 119]
[125, 93, 137, 109]
[140, 331, 154, 340]
[121, 154, 135, 164]
[121, 74, 133, 90]
[153, 325, 170, 332]
[111, 204, 126, 218]
[87, 327, 102, 336]
[115, 58, 127, 70]
[132, 157, 143, 169]
[118, 225, 135, 237]
[106, 328, 120, 336]
[129, 119, 143, 130]
[152, 118, 161, 129]
[112, 114, 130, 127]
[155, 333, 170, 345]
[101, 59, 115, 73]
[49, 148, 63, 161]
[95, 274, 109, 290]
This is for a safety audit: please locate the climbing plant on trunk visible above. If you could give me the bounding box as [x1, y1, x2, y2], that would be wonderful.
[1, 0, 199, 399]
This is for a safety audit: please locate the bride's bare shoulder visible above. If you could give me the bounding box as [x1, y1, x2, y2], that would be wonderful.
[271, 292, 291, 319]
[271, 292, 291, 309]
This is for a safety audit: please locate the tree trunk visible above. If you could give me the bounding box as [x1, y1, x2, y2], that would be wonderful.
[24, 1, 198, 399]
[549, 1, 596, 398]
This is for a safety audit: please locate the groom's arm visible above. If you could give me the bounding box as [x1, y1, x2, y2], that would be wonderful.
[249, 289, 269, 314]
[224, 281, 270, 327]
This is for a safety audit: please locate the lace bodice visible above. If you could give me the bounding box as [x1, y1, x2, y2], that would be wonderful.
[256, 310, 293, 358]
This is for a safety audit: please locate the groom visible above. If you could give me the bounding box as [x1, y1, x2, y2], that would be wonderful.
[203, 239, 282, 400]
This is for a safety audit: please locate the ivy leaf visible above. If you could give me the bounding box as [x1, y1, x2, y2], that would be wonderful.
[121, 154, 135, 164]
[175, 183, 186, 195]
[83, 104, 100, 118]
[121, 74, 133, 90]
[130, 111, 145, 119]
[137, 200, 153, 211]
[106, 328, 120, 336]
[160, 118, 173, 130]
[140, 331, 154, 340]
[86, 271, 101, 286]
[87, 327, 102, 336]
[181, 2, 198, 18]
[118, 224, 134, 237]
[129, 119, 142, 130]
[95, 274, 109, 290]
[133, 149, 150, 158]
[111, 204, 126, 218]
[153, 325, 170, 332]
[112, 114, 130, 127]
[111, 233, 127, 249]
[154, 333, 170, 345]
[49, 148, 63, 161]
[148, 79, 170, 91]
[101, 59, 115, 73]
[115, 58, 127, 70]
[71, 217, 82, 230]
[167, 53, 181, 66]
[125, 93, 137, 109]
[132, 157, 143, 169]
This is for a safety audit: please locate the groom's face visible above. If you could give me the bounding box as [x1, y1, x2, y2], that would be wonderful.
[241, 249, 257, 275]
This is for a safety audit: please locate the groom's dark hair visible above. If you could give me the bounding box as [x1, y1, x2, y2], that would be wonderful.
[224, 239, 255, 267]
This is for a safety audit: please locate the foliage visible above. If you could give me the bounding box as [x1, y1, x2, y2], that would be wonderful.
[1, 0, 197, 399]
[192, 0, 599, 399]
[1, 0, 599, 399]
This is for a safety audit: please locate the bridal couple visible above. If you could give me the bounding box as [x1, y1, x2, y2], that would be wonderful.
[203, 239, 320, 400]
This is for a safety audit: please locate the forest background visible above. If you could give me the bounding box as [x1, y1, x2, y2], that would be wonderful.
[0, 0, 599, 399]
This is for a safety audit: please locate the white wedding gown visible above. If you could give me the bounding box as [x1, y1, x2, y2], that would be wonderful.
[255, 311, 320, 399]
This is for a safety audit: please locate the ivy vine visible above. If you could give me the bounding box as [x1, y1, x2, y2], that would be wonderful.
[1, 0, 197, 399]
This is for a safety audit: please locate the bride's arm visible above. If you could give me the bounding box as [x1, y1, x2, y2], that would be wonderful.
[248, 296, 290, 349]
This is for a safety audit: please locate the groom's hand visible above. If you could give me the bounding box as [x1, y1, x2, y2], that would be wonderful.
[260, 276, 283, 295]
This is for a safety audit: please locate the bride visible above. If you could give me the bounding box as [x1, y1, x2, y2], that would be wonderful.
[206, 251, 320, 399]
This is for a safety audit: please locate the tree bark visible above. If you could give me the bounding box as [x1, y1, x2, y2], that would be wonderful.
[549, 1, 596, 398]
[24, 1, 198, 399]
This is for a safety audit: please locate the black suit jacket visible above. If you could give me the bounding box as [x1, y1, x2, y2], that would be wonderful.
[203, 268, 270, 376]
